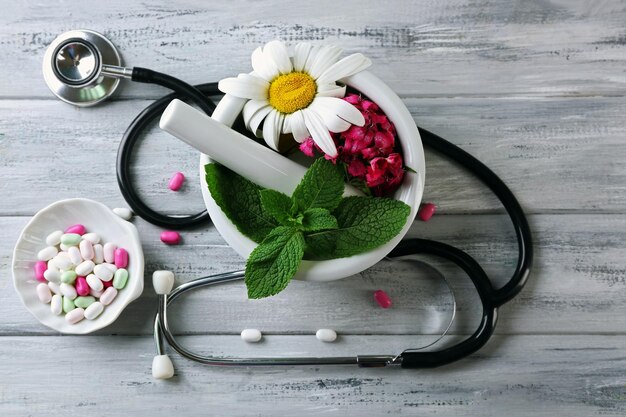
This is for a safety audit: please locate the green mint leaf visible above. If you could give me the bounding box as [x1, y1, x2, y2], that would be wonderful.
[205, 163, 277, 243]
[259, 189, 292, 225]
[292, 158, 344, 212]
[305, 196, 411, 259]
[245, 226, 305, 299]
[301, 208, 338, 232]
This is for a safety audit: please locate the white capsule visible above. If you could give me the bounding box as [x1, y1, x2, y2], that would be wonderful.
[86, 274, 104, 292]
[50, 294, 62, 315]
[45, 230, 63, 246]
[93, 244, 104, 264]
[102, 263, 118, 273]
[103, 243, 117, 263]
[152, 270, 175, 295]
[36, 283, 52, 303]
[90, 288, 104, 298]
[93, 264, 114, 281]
[43, 269, 61, 284]
[113, 207, 133, 220]
[65, 308, 85, 324]
[75, 260, 95, 276]
[47, 258, 60, 272]
[240, 329, 262, 343]
[82, 232, 100, 244]
[79, 239, 94, 260]
[67, 246, 83, 266]
[315, 329, 337, 342]
[84, 302, 104, 320]
[60, 243, 72, 251]
[37, 246, 58, 261]
[48, 281, 62, 294]
[53, 252, 73, 270]
[60, 283, 77, 300]
[99, 287, 117, 306]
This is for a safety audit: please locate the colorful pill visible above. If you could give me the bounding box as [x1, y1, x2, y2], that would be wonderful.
[60, 233, 81, 246]
[113, 268, 129, 289]
[99, 287, 117, 305]
[46, 230, 64, 246]
[59, 243, 72, 251]
[374, 289, 392, 309]
[65, 224, 86, 235]
[75, 276, 90, 296]
[316, 329, 337, 342]
[103, 243, 117, 263]
[74, 296, 95, 309]
[114, 248, 128, 268]
[82, 232, 100, 244]
[168, 172, 185, 191]
[37, 246, 58, 261]
[86, 274, 103, 292]
[60, 283, 77, 300]
[50, 294, 62, 315]
[160, 231, 181, 245]
[241, 329, 262, 343]
[113, 207, 133, 220]
[94, 264, 114, 281]
[62, 296, 76, 313]
[67, 247, 83, 266]
[75, 260, 95, 276]
[418, 203, 436, 222]
[93, 244, 104, 264]
[36, 283, 52, 303]
[65, 307, 85, 324]
[34, 261, 47, 282]
[79, 240, 94, 260]
[84, 302, 104, 320]
[102, 279, 114, 289]
[60, 270, 77, 284]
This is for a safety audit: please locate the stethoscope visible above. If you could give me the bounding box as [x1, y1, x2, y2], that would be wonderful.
[43, 30, 533, 376]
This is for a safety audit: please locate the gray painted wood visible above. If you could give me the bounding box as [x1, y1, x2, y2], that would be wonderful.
[1, 0, 624, 415]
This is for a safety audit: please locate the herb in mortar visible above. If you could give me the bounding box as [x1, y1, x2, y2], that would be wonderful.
[205, 159, 410, 299]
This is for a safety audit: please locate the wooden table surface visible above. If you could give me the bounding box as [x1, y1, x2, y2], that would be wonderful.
[2, 1, 625, 415]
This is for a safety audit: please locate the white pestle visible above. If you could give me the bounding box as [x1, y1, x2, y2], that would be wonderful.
[159, 99, 361, 196]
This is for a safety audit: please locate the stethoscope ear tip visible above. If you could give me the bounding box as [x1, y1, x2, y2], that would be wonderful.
[152, 354, 175, 379]
[153, 270, 175, 295]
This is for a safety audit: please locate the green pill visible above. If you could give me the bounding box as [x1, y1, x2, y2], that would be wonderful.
[113, 268, 128, 290]
[74, 296, 95, 309]
[62, 296, 75, 313]
[60, 270, 77, 284]
[60, 233, 81, 246]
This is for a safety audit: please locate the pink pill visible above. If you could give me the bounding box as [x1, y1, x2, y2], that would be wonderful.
[65, 224, 86, 235]
[374, 289, 392, 309]
[418, 203, 436, 222]
[168, 172, 185, 191]
[114, 248, 129, 268]
[160, 231, 181, 245]
[34, 261, 47, 282]
[102, 279, 113, 288]
[75, 277, 90, 296]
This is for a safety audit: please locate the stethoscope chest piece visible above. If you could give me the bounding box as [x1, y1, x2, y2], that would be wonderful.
[43, 30, 122, 107]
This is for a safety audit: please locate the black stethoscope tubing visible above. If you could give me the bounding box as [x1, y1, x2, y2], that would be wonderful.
[116, 68, 533, 368]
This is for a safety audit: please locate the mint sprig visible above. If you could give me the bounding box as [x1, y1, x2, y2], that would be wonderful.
[205, 158, 411, 299]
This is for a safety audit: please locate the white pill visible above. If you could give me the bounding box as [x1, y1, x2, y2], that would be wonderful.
[60, 283, 77, 300]
[315, 329, 337, 342]
[60, 243, 72, 251]
[36, 283, 52, 303]
[65, 308, 85, 324]
[54, 252, 74, 270]
[48, 281, 61, 294]
[84, 302, 104, 320]
[90, 288, 104, 298]
[102, 263, 117, 273]
[47, 259, 60, 271]
[103, 243, 117, 263]
[93, 244, 104, 264]
[79, 240, 94, 260]
[94, 264, 114, 281]
[82, 232, 100, 244]
[152, 270, 175, 295]
[241, 329, 262, 343]
[86, 274, 103, 292]
[75, 260, 95, 276]
[67, 247, 83, 266]
[50, 294, 62, 315]
[37, 246, 58, 261]
[99, 287, 117, 306]
[43, 269, 61, 284]
[46, 230, 63, 246]
[113, 207, 133, 220]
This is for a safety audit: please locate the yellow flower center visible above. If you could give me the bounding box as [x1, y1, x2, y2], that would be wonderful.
[268, 72, 317, 114]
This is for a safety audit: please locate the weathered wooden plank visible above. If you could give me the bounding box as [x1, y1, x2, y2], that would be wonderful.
[3, 213, 626, 335]
[0, 335, 624, 416]
[2, 0, 626, 98]
[2, 95, 625, 215]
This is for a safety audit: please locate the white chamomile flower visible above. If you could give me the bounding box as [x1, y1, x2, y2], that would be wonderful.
[218, 40, 372, 157]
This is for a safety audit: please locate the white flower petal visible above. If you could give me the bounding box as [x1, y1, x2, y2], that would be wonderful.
[309, 100, 351, 133]
[248, 105, 274, 136]
[262, 110, 284, 151]
[251, 46, 279, 81]
[293, 43, 313, 72]
[218, 74, 268, 100]
[313, 97, 365, 127]
[303, 110, 337, 156]
[264, 40, 292, 74]
[286, 110, 310, 143]
[307, 45, 343, 79]
[316, 83, 347, 98]
[242, 99, 271, 131]
[316, 53, 372, 85]
[282, 115, 292, 134]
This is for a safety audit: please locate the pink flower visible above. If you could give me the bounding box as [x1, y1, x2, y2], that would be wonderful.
[347, 158, 367, 178]
[366, 153, 406, 196]
[299, 138, 316, 157]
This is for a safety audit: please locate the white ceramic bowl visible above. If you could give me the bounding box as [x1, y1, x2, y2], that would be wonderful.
[12, 198, 144, 334]
[200, 71, 425, 281]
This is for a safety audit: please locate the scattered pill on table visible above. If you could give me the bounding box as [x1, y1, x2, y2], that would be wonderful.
[316, 329, 337, 342]
[168, 172, 185, 191]
[112, 207, 133, 220]
[241, 329, 262, 342]
[418, 203, 436, 222]
[374, 289, 392, 309]
[160, 230, 181, 245]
